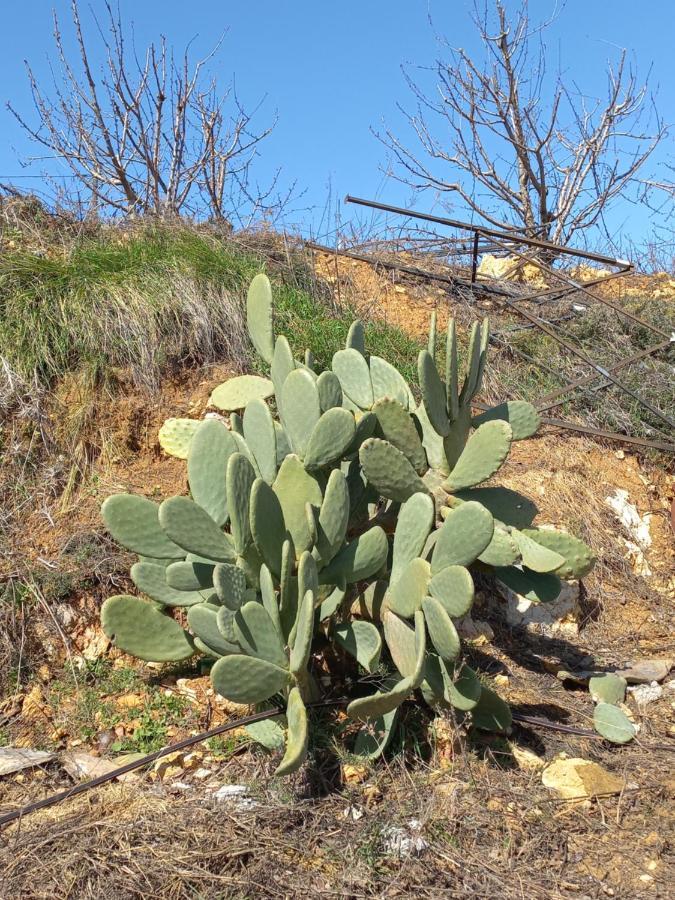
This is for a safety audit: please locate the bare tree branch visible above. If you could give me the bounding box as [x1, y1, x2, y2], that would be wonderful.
[375, 0, 665, 247]
[7, 0, 280, 222]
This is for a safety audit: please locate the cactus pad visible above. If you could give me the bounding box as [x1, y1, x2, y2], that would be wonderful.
[494, 566, 562, 604]
[472, 400, 540, 440]
[159, 496, 236, 563]
[234, 601, 288, 668]
[359, 438, 427, 503]
[243, 399, 277, 485]
[101, 595, 195, 661]
[209, 375, 274, 411]
[275, 687, 309, 776]
[391, 493, 435, 582]
[332, 348, 373, 409]
[316, 370, 343, 411]
[246, 273, 275, 364]
[211, 654, 291, 705]
[130, 562, 206, 607]
[387, 557, 431, 617]
[513, 530, 566, 573]
[373, 398, 427, 474]
[304, 407, 356, 470]
[280, 368, 321, 458]
[471, 685, 512, 732]
[422, 596, 461, 661]
[273, 455, 322, 553]
[443, 420, 512, 492]
[188, 419, 237, 526]
[431, 501, 494, 572]
[319, 526, 388, 585]
[333, 620, 382, 672]
[427, 564, 475, 617]
[418, 349, 450, 436]
[520, 528, 596, 579]
[158, 417, 200, 459]
[593, 702, 636, 743]
[102, 495, 183, 559]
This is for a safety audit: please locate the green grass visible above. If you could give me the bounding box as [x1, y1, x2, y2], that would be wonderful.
[0, 224, 423, 394]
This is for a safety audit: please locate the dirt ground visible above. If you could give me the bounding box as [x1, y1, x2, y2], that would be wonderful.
[1, 264, 674, 899]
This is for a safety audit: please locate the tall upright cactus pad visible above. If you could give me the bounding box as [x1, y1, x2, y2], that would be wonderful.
[246, 273, 275, 364]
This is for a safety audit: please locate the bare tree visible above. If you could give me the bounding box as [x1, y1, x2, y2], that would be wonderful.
[377, 1, 665, 246]
[8, 0, 284, 222]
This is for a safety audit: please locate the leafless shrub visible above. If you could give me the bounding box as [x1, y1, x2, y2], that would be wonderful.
[8, 0, 289, 224]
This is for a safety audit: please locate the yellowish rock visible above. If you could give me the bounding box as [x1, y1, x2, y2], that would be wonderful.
[542, 756, 625, 800]
[510, 743, 545, 771]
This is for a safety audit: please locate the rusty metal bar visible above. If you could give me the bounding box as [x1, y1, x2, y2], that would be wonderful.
[345, 195, 628, 268]
[537, 337, 675, 411]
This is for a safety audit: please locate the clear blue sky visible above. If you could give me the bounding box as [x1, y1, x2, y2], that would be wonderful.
[0, 1, 672, 246]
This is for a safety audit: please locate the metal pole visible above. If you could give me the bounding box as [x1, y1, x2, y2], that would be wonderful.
[470, 231, 479, 284]
[344, 195, 629, 268]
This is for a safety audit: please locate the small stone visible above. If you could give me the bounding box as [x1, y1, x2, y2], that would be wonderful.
[618, 659, 673, 684]
[627, 682, 663, 707]
[542, 757, 626, 800]
[381, 820, 428, 858]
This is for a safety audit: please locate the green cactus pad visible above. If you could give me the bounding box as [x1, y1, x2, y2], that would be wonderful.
[242, 399, 277, 485]
[459, 320, 483, 403]
[346, 320, 366, 355]
[427, 309, 437, 356]
[316, 469, 350, 565]
[442, 404, 472, 472]
[353, 707, 399, 759]
[226, 453, 256, 555]
[273, 455, 322, 553]
[494, 566, 562, 603]
[188, 603, 240, 656]
[230, 412, 244, 435]
[246, 272, 275, 364]
[422, 596, 461, 661]
[259, 564, 283, 638]
[130, 562, 206, 607]
[418, 349, 451, 437]
[359, 437, 428, 503]
[373, 398, 427, 474]
[445, 319, 459, 420]
[431, 501, 494, 572]
[589, 674, 627, 705]
[520, 528, 596, 579]
[388, 557, 431, 617]
[159, 496, 236, 563]
[347, 610, 426, 719]
[209, 375, 274, 411]
[216, 605, 238, 645]
[213, 563, 248, 610]
[158, 417, 200, 459]
[211, 654, 291, 705]
[472, 400, 540, 440]
[275, 687, 309, 776]
[297, 552, 319, 620]
[166, 559, 215, 592]
[187, 419, 237, 526]
[332, 348, 373, 409]
[416, 402, 449, 474]
[593, 703, 636, 744]
[333, 620, 382, 672]
[234, 601, 288, 668]
[304, 407, 356, 471]
[352, 580, 388, 621]
[101, 595, 195, 662]
[271, 336, 295, 412]
[471, 685, 512, 732]
[478, 526, 520, 568]
[428, 564, 475, 617]
[513, 530, 566, 573]
[443, 420, 512, 492]
[446, 663, 482, 711]
[452, 486, 538, 529]
[369, 355, 412, 408]
[245, 715, 286, 751]
[382, 610, 417, 677]
[250, 479, 286, 576]
[102, 495, 184, 560]
[290, 589, 314, 675]
[391, 493, 435, 582]
[316, 370, 343, 411]
[280, 368, 322, 458]
[319, 526, 388, 585]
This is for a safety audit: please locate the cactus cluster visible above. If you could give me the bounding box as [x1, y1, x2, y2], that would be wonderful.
[100, 272, 609, 775]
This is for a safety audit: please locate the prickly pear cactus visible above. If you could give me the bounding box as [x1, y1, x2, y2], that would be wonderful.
[100, 273, 609, 777]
